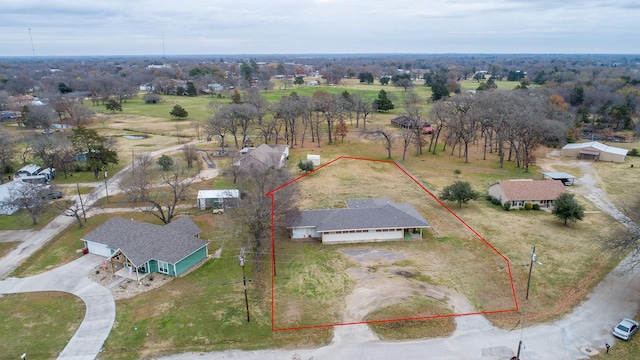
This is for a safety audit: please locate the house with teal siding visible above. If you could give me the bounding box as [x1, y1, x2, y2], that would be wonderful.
[82, 217, 209, 279]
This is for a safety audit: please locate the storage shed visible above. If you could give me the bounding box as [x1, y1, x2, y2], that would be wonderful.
[561, 141, 628, 163]
[197, 189, 240, 210]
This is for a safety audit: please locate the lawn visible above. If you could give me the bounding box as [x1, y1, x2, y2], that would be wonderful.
[0, 292, 85, 359]
[0, 205, 63, 231]
[366, 297, 456, 340]
[0, 241, 17, 258]
[98, 214, 333, 360]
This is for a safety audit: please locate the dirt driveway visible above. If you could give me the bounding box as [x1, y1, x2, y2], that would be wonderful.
[340, 248, 476, 325]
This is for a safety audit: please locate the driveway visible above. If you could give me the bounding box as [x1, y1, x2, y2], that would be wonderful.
[156, 158, 640, 359]
[0, 254, 115, 360]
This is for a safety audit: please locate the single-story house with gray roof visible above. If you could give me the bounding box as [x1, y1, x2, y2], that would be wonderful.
[288, 198, 430, 244]
[82, 217, 209, 279]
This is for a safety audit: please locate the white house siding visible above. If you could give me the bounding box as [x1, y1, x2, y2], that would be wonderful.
[488, 184, 507, 204]
[85, 241, 112, 257]
[322, 229, 403, 244]
[599, 152, 625, 162]
[292, 227, 320, 239]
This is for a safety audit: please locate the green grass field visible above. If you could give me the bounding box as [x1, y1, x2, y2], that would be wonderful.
[0, 292, 85, 359]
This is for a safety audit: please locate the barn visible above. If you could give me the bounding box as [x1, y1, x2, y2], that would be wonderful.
[561, 141, 628, 163]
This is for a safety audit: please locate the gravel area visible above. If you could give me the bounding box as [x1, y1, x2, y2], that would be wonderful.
[88, 263, 172, 300]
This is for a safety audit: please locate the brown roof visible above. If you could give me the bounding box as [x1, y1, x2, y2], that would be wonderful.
[496, 180, 567, 201]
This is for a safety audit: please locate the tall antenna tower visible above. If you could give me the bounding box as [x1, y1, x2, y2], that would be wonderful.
[162, 32, 166, 58]
[28, 27, 36, 58]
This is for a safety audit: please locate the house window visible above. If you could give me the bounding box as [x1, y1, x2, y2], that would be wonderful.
[158, 261, 169, 274]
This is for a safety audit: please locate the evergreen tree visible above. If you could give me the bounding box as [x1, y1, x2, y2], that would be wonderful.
[552, 193, 585, 225]
[105, 99, 122, 113]
[439, 181, 479, 208]
[157, 154, 174, 171]
[374, 89, 394, 112]
[170, 104, 189, 119]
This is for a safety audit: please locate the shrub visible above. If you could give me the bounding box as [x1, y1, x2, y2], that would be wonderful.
[503, 202, 511, 211]
[491, 197, 502, 206]
[454, 169, 461, 175]
[532, 204, 540, 210]
[524, 202, 533, 210]
[629, 148, 639, 157]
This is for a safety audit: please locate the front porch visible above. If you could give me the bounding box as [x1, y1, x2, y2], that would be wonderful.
[105, 249, 153, 282]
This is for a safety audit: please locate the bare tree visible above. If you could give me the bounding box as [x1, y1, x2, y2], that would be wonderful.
[68, 103, 94, 126]
[368, 127, 394, 159]
[605, 197, 640, 273]
[212, 104, 258, 149]
[399, 128, 414, 161]
[352, 94, 373, 129]
[182, 144, 199, 169]
[4, 183, 50, 225]
[245, 87, 270, 125]
[24, 104, 55, 131]
[447, 95, 477, 163]
[428, 101, 451, 154]
[233, 165, 298, 270]
[54, 190, 96, 228]
[205, 112, 231, 150]
[119, 154, 198, 224]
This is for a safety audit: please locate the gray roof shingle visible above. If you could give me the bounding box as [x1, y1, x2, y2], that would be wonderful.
[289, 198, 430, 232]
[83, 217, 208, 267]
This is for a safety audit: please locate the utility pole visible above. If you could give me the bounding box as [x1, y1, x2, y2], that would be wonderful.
[525, 245, 536, 300]
[76, 183, 86, 223]
[104, 170, 109, 203]
[514, 340, 522, 360]
[239, 247, 250, 322]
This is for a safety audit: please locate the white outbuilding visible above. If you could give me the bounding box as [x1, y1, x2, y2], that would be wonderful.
[306, 154, 321, 166]
[197, 189, 240, 210]
[561, 141, 628, 163]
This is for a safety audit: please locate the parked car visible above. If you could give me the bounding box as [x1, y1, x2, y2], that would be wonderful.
[44, 190, 63, 199]
[613, 318, 639, 340]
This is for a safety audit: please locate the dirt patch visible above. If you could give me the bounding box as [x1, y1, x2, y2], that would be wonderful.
[340, 248, 472, 323]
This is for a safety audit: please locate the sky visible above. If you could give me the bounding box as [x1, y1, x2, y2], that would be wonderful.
[0, 0, 639, 57]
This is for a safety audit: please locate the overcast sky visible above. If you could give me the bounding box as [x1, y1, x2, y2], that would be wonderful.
[1, 0, 639, 57]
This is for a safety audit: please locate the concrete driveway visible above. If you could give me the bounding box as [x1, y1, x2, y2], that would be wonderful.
[0, 254, 115, 360]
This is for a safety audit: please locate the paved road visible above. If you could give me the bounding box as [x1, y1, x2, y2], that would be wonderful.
[0, 254, 114, 360]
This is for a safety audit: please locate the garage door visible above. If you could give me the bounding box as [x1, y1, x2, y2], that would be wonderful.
[86, 241, 112, 257]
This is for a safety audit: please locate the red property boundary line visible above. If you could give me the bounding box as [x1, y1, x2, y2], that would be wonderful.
[267, 156, 519, 331]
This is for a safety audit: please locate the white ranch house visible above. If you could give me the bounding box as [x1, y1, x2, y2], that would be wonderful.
[488, 179, 567, 209]
[288, 198, 430, 245]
